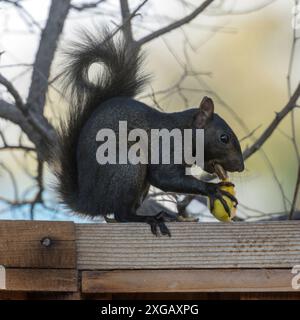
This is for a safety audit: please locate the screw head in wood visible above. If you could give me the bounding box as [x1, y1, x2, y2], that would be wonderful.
[41, 237, 52, 247]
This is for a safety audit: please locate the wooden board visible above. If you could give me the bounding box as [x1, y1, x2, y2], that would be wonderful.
[76, 221, 300, 270]
[0, 220, 75, 241]
[0, 220, 76, 268]
[105, 292, 300, 300]
[0, 220, 299, 296]
[82, 269, 299, 293]
[2, 269, 77, 292]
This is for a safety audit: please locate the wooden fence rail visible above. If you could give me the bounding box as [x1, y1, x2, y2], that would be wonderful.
[0, 220, 300, 299]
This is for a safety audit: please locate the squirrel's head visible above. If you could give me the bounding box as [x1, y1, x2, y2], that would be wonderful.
[193, 96, 244, 178]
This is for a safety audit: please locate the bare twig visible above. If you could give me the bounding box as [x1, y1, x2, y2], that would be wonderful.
[0, 162, 19, 201]
[0, 74, 24, 109]
[137, 0, 214, 46]
[290, 166, 300, 219]
[117, 0, 148, 45]
[288, 0, 300, 219]
[206, 0, 275, 16]
[2, 0, 42, 30]
[240, 125, 262, 142]
[243, 83, 300, 160]
[0, 73, 56, 155]
[120, 0, 134, 43]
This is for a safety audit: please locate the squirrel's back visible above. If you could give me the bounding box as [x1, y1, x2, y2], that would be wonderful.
[52, 29, 149, 214]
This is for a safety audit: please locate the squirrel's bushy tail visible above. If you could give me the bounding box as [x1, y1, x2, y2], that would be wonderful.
[52, 29, 148, 212]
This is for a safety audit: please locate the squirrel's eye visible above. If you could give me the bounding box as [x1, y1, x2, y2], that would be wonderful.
[220, 133, 230, 144]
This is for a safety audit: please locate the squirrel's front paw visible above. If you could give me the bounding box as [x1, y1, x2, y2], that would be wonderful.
[205, 182, 238, 216]
[146, 214, 171, 237]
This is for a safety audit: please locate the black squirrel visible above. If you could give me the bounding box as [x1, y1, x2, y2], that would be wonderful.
[51, 29, 244, 236]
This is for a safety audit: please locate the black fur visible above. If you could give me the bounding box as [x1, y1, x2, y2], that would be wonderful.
[52, 29, 148, 213]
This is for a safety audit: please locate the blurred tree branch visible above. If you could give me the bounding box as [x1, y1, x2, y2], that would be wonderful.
[26, 0, 71, 115]
[120, 0, 135, 43]
[137, 0, 215, 46]
[288, 0, 300, 219]
[243, 83, 300, 160]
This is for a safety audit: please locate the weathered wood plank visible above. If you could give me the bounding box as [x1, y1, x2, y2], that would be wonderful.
[0, 241, 76, 269]
[0, 291, 28, 300]
[82, 269, 298, 293]
[0, 220, 75, 241]
[83, 292, 300, 300]
[1, 268, 78, 292]
[76, 221, 300, 269]
[0, 220, 76, 268]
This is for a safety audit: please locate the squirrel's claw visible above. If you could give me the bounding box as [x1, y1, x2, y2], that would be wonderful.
[206, 182, 233, 217]
[220, 190, 238, 206]
[158, 222, 171, 237]
[147, 214, 172, 237]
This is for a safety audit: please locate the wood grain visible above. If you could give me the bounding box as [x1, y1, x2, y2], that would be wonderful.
[82, 269, 298, 293]
[0, 220, 299, 296]
[0, 220, 75, 241]
[4, 269, 77, 292]
[76, 221, 300, 270]
[0, 220, 76, 268]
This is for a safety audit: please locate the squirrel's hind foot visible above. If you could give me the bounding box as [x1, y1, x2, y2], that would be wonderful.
[147, 211, 173, 237]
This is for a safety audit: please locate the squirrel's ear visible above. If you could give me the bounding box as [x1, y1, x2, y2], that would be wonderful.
[193, 96, 214, 128]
